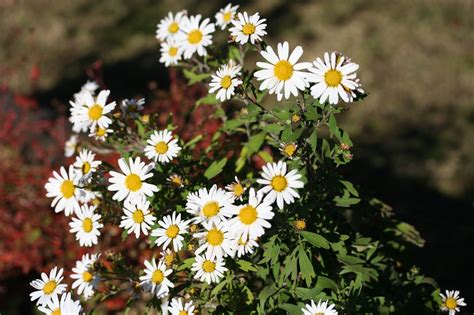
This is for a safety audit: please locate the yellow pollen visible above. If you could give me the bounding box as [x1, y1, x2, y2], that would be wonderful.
[202, 260, 216, 273]
[125, 173, 142, 192]
[220, 75, 232, 89]
[239, 205, 257, 225]
[42, 280, 57, 294]
[132, 209, 144, 223]
[166, 225, 179, 238]
[445, 298, 457, 310]
[242, 23, 256, 35]
[271, 175, 287, 192]
[82, 218, 93, 233]
[88, 104, 103, 121]
[202, 202, 219, 218]
[168, 47, 178, 57]
[207, 228, 224, 246]
[151, 269, 164, 284]
[164, 254, 174, 267]
[82, 271, 93, 282]
[294, 219, 306, 230]
[155, 141, 169, 154]
[179, 311, 188, 315]
[168, 22, 179, 34]
[51, 309, 61, 315]
[82, 162, 91, 174]
[188, 29, 203, 44]
[223, 11, 232, 22]
[274, 60, 293, 81]
[233, 183, 244, 197]
[324, 69, 343, 87]
[284, 144, 297, 157]
[60, 180, 75, 198]
[96, 127, 106, 137]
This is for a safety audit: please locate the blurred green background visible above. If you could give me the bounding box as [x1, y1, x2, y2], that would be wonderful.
[1, 0, 473, 310]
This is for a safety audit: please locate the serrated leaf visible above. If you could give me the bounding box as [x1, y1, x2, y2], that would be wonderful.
[183, 69, 211, 85]
[298, 246, 315, 286]
[300, 231, 330, 249]
[236, 260, 258, 272]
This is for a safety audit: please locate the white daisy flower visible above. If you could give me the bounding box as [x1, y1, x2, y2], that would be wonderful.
[89, 125, 113, 141]
[256, 161, 304, 209]
[227, 188, 274, 242]
[144, 130, 182, 164]
[81, 81, 99, 94]
[302, 300, 338, 315]
[229, 12, 267, 45]
[156, 11, 186, 41]
[191, 252, 227, 284]
[139, 258, 174, 298]
[194, 220, 236, 258]
[120, 98, 145, 115]
[440, 290, 467, 315]
[64, 135, 78, 157]
[77, 189, 100, 205]
[209, 63, 243, 102]
[167, 174, 184, 188]
[307, 52, 361, 105]
[108, 157, 158, 203]
[177, 14, 215, 60]
[167, 297, 196, 315]
[69, 204, 103, 247]
[225, 176, 246, 201]
[159, 38, 182, 67]
[215, 3, 239, 30]
[37, 292, 82, 315]
[185, 185, 235, 225]
[152, 211, 189, 251]
[120, 197, 156, 238]
[44, 165, 81, 216]
[70, 253, 100, 300]
[161, 248, 176, 268]
[29, 266, 67, 306]
[236, 236, 259, 258]
[69, 89, 116, 131]
[254, 41, 311, 101]
[279, 142, 297, 159]
[73, 148, 102, 182]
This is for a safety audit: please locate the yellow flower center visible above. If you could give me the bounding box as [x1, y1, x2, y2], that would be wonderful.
[202, 202, 220, 218]
[151, 269, 164, 284]
[274, 60, 293, 81]
[51, 308, 61, 315]
[168, 47, 178, 57]
[82, 271, 93, 282]
[179, 311, 188, 315]
[60, 180, 75, 198]
[324, 69, 342, 87]
[166, 225, 180, 238]
[82, 218, 93, 233]
[271, 175, 287, 192]
[188, 29, 203, 44]
[96, 127, 106, 137]
[233, 183, 244, 197]
[43, 280, 57, 294]
[445, 298, 457, 310]
[220, 75, 232, 89]
[284, 144, 297, 157]
[168, 22, 179, 34]
[242, 23, 256, 35]
[239, 205, 257, 225]
[294, 219, 306, 230]
[132, 209, 144, 223]
[125, 173, 142, 192]
[202, 260, 216, 273]
[223, 11, 232, 22]
[291, 113, 301, 123]
[164, 254, 174, 267]
[88, 104, 103, 121]
[155, 141, 169, 154]
[170, 175, 183, 187]
[207, 228, 224, 246]
[82, 162, 91, 174]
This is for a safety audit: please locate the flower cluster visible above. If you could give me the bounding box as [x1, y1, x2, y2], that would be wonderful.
[29, 4, 463, 315]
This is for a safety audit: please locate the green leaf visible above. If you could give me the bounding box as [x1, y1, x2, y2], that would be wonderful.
[184, 134, 203, 149]
[298, 246, 315, 286]
[236, 260, 258, 272]
[340, 180, 359, 197]
[315, 276, 338, 291]
[224, 119, 245, 130]
[247, 131, 267, 154]
[258, 150, 273, 163]
[183, 69, 211, 85]
[300, 231, 330, 249]
[228, 45, 242, 63]
[196, 93, 218, 106]
[278, 304, 301, 315]
[204, 158, 227, 179]
[309, 128, 318, 153]
[177, 258, 195, 271]
[261, 123, 284, 133]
